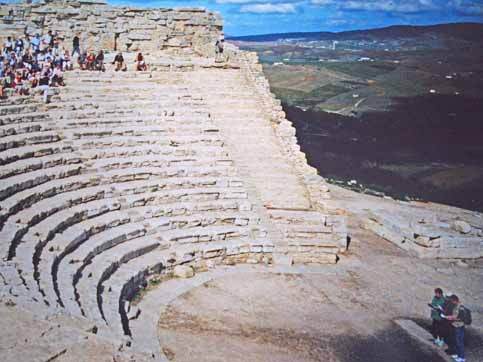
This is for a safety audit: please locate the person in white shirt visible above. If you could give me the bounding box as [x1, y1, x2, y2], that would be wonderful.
[4, 37, 13, 53]
[41, 31, 52, 51]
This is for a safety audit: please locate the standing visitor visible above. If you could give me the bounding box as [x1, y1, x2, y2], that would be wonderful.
[445, 295, 467, 362]
[38, 65, 51, 103]
[429, 288, 446, 347]
[72, 34, 80, 56]
[215, 37, 224, 62]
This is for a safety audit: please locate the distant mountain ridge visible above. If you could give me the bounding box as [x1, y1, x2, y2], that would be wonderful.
[227, 22, 483, 42]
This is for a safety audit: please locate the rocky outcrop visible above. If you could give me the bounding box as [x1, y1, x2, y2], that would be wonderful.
[0, 0, 222, 56]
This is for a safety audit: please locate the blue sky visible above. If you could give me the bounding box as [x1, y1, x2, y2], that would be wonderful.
[61, 0, 479, 35]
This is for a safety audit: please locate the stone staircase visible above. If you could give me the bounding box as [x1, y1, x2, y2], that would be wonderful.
[0, 53, 346, 361]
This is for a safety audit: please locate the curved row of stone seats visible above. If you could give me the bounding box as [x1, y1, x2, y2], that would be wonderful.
[56, 199, 242, 313]
[59, 114, 213, 128]
[0, 131, 61, 152]
[0, 111, 49, 126]
[0, 105, 206, 126]
[44, 102, 209, 118]
[78, 226, 256, 328]
[0, 103, 43, 117]
[72, 135, 224, 150]
[3, 183, 249, 283]
[0, 175, 243, 237]
[51, 91, 206, 104]
[39, 208, 255, 308]
[0, 128, 227, 197]
[0, 160, 234, 209]
[0, 117, 217, 139]
[0, 163, 82, 201]
[0, 129, 225, 156]
[64, 126, 218, 140]
[48, 110, 212, 126]
[0, 143, 72, 165]
[6, 180, 248, 265]
[0, 147, 230, 180]
[102, 238, 274, 339]
[0, 136, 224, 168]
[0, 121, 47, 137]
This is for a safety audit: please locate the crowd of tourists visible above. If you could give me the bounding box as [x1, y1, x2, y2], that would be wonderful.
[429, 288, 472, 362]
[1, 31, 149, 101]
[0, 31, 71, 100]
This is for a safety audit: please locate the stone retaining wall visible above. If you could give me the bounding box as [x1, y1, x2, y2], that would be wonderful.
[0, 0, 222, 56]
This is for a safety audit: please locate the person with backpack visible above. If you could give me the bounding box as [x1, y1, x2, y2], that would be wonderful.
[445, 294, 471, 362]
[429, 288, 446, 347]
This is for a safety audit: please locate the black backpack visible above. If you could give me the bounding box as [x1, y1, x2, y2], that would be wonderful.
[460, 305, 472, 325]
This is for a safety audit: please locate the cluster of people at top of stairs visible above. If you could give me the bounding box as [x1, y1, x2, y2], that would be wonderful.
[0, 31, 148, 99]
[0, 31, 69, 99]
[429, 288, 472, 362]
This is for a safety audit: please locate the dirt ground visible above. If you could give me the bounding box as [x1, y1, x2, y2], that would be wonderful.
[158, 214, 483, 362]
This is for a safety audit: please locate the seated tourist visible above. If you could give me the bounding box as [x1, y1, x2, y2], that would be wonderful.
[3, 36, 13, 54]
[51, 65, 65, 87]
[86, 52, 96, 70]
[78, 51, 87, 70]
[95, 50, 105, 71]
[13, 71, 29, 95]
[62, 50, 72, 71]
[29, 70, 39, 88]
[112, 51, 126, 71]
[135, 52, 147, 71]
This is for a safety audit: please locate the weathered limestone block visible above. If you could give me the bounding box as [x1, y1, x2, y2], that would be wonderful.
[56, 8, 81, 19]
[127, 32, 152, 41]
[172, 265, 195, 278]
[31, 7, 57, 14]
[452, 220, 471, 234]
[166, 37, 189, 48]
[128, 22, 156, 31]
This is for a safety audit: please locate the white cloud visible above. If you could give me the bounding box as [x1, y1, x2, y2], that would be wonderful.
[310, 0, 335, 4]
[216, 0, 266, 3]
[450, 0, 483, 15]
[240, 2, 298, 13]
[311, 0, 438, 13]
